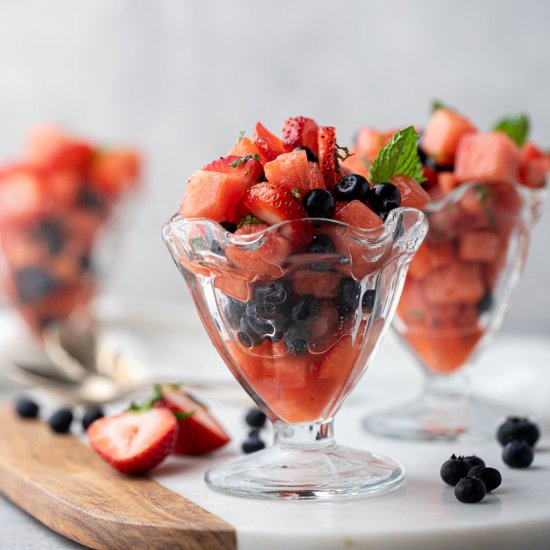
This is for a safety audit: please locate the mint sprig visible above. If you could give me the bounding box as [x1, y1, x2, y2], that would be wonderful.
[370, 126, 425, 184]
[492, 114, 530, 147]
[229, 154, 261, 167]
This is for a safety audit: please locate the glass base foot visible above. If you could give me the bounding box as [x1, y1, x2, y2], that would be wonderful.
[363, 392, 508, 442]
[205, 443, 404, 500]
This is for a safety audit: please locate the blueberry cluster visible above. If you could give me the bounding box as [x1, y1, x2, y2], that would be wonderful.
[301, 172, 402, 221]
[223, 249, 375, 354]
[440, 454, 502, 504]
[497, 416, 539, 468]
[14, 396, 103, 434]
[242, 407, 267, 453]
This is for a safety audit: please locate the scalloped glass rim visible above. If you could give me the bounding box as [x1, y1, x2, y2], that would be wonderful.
[424, 179, 547, 213]
[163, 206, 427, 248]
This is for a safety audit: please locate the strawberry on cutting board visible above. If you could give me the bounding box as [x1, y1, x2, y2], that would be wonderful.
[87, 407, 177, 475]
[157, 384, 230, 456]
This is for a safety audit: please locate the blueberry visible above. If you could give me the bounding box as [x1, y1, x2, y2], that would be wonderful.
[419, 145, 454, 172]
[476, 291, 493, 314]
[254, 280, 291, 319]
[293, 146, 318, 163]
[238, 317, 265, 349]
[268, 315, 290, 343]
[362, 289, 376, 314]
[307, 234, 337, 271]
[369, 183, 401, 217]
[242, 433, 266, 454]
[291, 295, 319, 324]
[48, 407, 73, 434]
[80, 253, 93, 273]
[15, 396, 39, 419]
[32, 219, 65, 255]
[502, 439, 534, 468]
[463, 455, 485, 470]
[245, 407, 267, 429]
[497, 416, 540, 447]
[307, 234, 336, 255]
[284, 325, 310, 355]
[224, 296, 246, 330]
[440, 454, 470, 486]
[334, 174, 370, 202]
[302, 189, 335, 219]
[15, 268, 57, 303]
[82, 406, 104, 431]
[454, 476, 487, 503]
[468, 465, 502, 492]
[335, 277, 361, 316]
[221, 221, 238, 233]
[79, 186, 105, 210]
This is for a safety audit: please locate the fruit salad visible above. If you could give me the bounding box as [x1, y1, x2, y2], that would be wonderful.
[0, 126, 140, 334]
[353, 107, 549, 375]
[169, 117, 428, 423]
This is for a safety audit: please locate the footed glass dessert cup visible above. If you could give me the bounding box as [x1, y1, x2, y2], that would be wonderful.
[0, 173, 139, 340]
[363, 180, 546, 441]
[163, 209, 427, 500]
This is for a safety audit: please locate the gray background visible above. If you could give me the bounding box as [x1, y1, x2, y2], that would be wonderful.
[0, 0, 548, 335]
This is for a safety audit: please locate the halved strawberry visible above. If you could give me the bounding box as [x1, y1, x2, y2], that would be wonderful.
[317, 126, 337, 189]
[157, 384, 230, 456]
[203, 154, 263, 186]
[242, 182, 306, 225]
[253, 122, 285, 163]
[87, 407, 177, 475]
[49, 141, 94, 173]
[282, 116, 319, 153]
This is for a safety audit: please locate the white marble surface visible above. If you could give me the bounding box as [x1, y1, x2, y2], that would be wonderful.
[1, 302, 550, 549]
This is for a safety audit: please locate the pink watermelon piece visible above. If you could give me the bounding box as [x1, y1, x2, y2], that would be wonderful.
[455, 132, 521, 184]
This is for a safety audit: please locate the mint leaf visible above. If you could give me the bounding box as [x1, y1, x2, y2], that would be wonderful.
[370, 126, 425, 184]
[238, 214, 264, 227]
[229, 154, 261, 167]
[431, 99, 456, 113]
[173, 410, 195, 420]
[492, 114, 530, 147]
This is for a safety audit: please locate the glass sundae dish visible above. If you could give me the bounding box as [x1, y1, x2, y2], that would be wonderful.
[358, 108, 548, 441]
[0, 125, 141, 337]
[164, 117, 428, 499]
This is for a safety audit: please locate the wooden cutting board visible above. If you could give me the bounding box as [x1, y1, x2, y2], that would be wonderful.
[0, 403, 236, 550]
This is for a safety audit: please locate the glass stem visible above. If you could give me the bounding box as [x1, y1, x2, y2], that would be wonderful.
[423, 370, 471, 404]
[273, 418, 336, 450]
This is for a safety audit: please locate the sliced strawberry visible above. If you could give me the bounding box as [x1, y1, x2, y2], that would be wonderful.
[203, 154, 263, 186]
[317, 126, 337, 189]
[253, 122, 285, 163]
[282, 116, 319, 153]
[49, 141, 94, 173]
[158, 384, 230, 456]
[87, 407, 177, 475]
[242, 182, 306, 225]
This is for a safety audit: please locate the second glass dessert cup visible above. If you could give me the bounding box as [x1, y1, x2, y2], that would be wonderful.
[163, 210, 427, 500]
[363, 180, 546, 441]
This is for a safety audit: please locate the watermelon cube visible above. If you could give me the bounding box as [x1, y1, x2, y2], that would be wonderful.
[455, 132, 521, 184]
[264, 150, 324, 193]
[459, 230, 500, 263]
[179, 170, 247, 222]
[422, 262, 485, 305]
[334, 200, 382, 229]
[421, 109, 477, 160]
